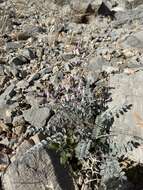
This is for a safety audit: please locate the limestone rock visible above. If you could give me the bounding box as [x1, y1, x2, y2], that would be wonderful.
[84, 56, 110, 84]
[70, 0, 102, 14]
[5, 42, 22, 51]
[21, 48, 36, 60]
[108, 70, 143, 142]
[23, 107, 52, 128]
[2, 141, 76, 190]
[114, 5, 143, 26]
[123, 31, 143, 48]
[10, 56, 29, 66]
[0, 83, 16, 122]
[0, 83, 16, 101]
[125, 0, 143, 9]
[11, 32, 31, 41]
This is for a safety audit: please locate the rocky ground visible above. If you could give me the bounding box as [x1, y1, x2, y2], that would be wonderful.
[1, 0, 143, 189]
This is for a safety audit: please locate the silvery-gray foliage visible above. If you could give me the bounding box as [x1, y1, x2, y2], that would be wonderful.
[99, 158, 127, 190]
[75, 139, 92, 159]
[22, 82, 143, 189]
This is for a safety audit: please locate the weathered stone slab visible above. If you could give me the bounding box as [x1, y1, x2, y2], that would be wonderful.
[2, 141, 76, 190]
[122, 30, 143, 49]
[84, 56, 110, 84]
[70, 0, 102, 14]
[108, 71, 143, 140]
[106, 70, 143, 165]
[112, 0, 143, 9]
[23, 107, 52, 128]
[125, 0, 143, 9]
[114, 5, 143, 26]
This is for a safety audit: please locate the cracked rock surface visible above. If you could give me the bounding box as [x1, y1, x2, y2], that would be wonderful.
[2, 140, 75, 190]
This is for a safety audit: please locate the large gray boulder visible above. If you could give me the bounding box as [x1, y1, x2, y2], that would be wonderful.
[107, 70, 143, 162]
[2, 140, 76, 190]
[108, 70, 143, 137]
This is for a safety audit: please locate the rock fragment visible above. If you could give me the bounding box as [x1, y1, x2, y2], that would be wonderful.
[125, 0, 143, 9]
[84, 55, 110, 84]
[0, 83, 16, 102]
[123, 31, 143, 48]
[11, 32, 30, 41]
[23, 107, 52, 128]
[10, 56, 29, 66]
[108, 70, 143, 142]
[70, 0, 102, 14]
[5, 42, 22, 51]
[12, 115, 25, 127]
[21, 48, 36, 60]
[2, 141, 76, 190]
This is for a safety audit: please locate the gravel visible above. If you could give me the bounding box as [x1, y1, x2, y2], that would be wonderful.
[1, 0, 143, 189]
